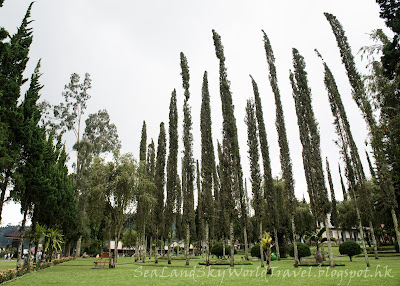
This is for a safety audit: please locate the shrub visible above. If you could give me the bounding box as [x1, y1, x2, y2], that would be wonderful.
[250, 243, 262, 258]
[339, 241, 361, 261]
[288, 242, 311, 261]
[173, 246, 181, 254]
[210, 243, 237, 259]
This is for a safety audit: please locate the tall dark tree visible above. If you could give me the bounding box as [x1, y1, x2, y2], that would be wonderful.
[317, 49, 379, 260]
[154, 123, 166, 263]
[366, 151, 377, 180]
[14, 60, 43, 269]
[325, 13, 400, 252]
[262, 31, 298, 266]
[339, 164, 348, 201]
[139, 121, 147, 162]
[165, 90, 178, 264]
[0, 2, 34, 223]
[289, 48, 333, 267]
[245, 99, 264, 268]
[212, 30, 246, 267]
[325, 158, 338, 227]
[250, 75, 280, 260]
[180, 52, 195, 266]
[200, 71, 217, 265]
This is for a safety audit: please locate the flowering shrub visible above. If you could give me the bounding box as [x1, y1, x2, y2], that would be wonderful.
[0, 256, 75, 284]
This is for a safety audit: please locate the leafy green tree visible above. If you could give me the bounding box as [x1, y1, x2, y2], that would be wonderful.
[154, 123, 166, 264]
[262, 30, 298, 266]
[245, 99, 264, 268]
[83, 110, 121, 156]
[290, 48, 333, 267]
[0, 2, 34, 223]
[121, 229, 137, 249]
[250, 76, 280, 260]
[325, 12, 400, 255]
[139, 121, 147, 162]
[294, 199, 315, 243]
[180, 52, 195, 266]
[200, 72, 217, 265]
[165, 90, 178, 264]
[213, 30, 245, 267]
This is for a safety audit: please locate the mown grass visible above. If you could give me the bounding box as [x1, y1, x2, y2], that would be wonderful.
[5, 251, 400, 285]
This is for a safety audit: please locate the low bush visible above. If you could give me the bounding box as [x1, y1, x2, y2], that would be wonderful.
[288, 243, 311, 261]
[339, 241, 361, 261]
[210, 243, 237, 259]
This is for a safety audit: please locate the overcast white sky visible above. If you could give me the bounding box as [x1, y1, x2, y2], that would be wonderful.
[1, 0, 390, 226]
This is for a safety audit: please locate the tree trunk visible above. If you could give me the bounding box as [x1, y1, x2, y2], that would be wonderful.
[229, 220, 234, 267]
[259, 221, 264, 268]
[149, 236, 153, 259]
[222, 236, 226, 259]
[391, 208, 400, 254]
[185, 224, 190, 266]
[114, 234, 118, 264]
[244, 225, 249, 261]
[205, 221, 210, 266]
[16, 211, 27, 270]
[355, 207, 370, 267]
[27, 237, 33, 272]
[142, 234, 146, 263]
[321, 243, 325, 261]
[325, 216, 334, 267]
[155, 233, 159, 264]
[135, 235, 139, 262]
[369, 220, 379, 259]
[75, 236, 82, 257]
[0, 175, 10, 224]
[266, 245, 272, 275]
[167, 236, 171, 264]
[291, 215, 299, 267]
[273, 227, 280, 261]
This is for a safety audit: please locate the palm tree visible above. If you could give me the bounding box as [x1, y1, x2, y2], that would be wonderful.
[260, 232, 274, 274]
[305, 227, 335, 263]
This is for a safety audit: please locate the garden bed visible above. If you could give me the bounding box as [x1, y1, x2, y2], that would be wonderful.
[198, 260, 253, 266]
[297, 262, 345, 267]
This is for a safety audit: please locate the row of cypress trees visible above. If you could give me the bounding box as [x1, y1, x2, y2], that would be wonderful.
[133, 8, 400, 268]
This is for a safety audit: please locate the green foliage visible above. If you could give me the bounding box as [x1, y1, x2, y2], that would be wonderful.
[250, 243, 263, 258]
[262, 30, 296, 215]
[290, 48, 330, 222]
[83, 109, 121, 156]
[339, 241, 361, 261]
[121, 229, 137, 249]
[200, 71, 216, 226]
[289, 243, 311, 260]
[165, 90, 178, 238]
[294, 199, 314, 238]
[180, 52, 195, 234]
[210, 242, 236, 259]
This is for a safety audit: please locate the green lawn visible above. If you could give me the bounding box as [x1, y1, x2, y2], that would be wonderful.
[5, 253, 400, 285]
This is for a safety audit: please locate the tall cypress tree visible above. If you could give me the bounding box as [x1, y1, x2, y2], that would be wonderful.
[366, 151, 376, 180]
[262, 31, 298, 266]
[317, 49, 378, 261]
[180, 52, 195, 266]
[165, 89, 178, 264]
[325, 158, 338, 227]
[325, 12, 400, 253]
[200, 71, 217, 265]
[139, 121, 147, 163]
[245, 99, 265, 268]
[154, 123, 166, 263]
[289, 48, 333, 267]
[250, 75, 280, 260]
[0, 3, 34, 223]
[212, 30, 246, 267]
